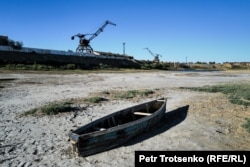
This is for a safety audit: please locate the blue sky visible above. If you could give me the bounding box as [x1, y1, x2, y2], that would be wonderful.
[1, 0, 249, 63]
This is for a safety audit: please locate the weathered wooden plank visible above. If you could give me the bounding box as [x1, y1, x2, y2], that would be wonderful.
[157, 99, 165, 102]
[112, 117, 117, 126]
[134, 112, 152, 116]
[94, 127, 106, 131]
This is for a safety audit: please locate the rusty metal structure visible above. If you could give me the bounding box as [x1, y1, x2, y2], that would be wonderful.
[71, 20, 116, 54]
[144, 47, 162, 62]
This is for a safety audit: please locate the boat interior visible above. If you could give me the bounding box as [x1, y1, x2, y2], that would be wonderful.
[75, 99, 165, 135]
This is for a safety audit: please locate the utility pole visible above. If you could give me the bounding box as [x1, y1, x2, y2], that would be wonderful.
[123, 42, 125, 55]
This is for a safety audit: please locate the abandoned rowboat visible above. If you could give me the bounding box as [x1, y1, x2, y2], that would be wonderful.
[69, 97, 167, 157]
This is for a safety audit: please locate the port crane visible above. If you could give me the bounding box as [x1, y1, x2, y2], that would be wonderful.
[71, 20, 116, 54]
[144, 48, 162, 62]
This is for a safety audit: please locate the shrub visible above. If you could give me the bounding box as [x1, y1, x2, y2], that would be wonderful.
[8, 40, 23, 50]
[66, 64, 76, 70]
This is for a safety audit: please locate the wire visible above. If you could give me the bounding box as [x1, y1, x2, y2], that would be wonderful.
[86, 22, 104, 34]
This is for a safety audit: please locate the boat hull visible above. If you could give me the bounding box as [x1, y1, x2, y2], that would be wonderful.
[69, 97, 167, 157]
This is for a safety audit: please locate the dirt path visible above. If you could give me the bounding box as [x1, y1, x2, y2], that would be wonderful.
[0, 70, 249, 167]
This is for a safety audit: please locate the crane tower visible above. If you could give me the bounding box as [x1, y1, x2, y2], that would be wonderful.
[71, 20, 116, 54]
[144, 48, 162, 62]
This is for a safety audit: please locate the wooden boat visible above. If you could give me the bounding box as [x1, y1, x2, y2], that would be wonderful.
[69, 97, 167, 157]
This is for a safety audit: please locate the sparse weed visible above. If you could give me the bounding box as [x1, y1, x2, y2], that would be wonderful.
[85, 97, 107, 103]
[23, 89, 157, 117]
[23, 101, 73, 116]
[180, 83, 250, 107]
[180, 83, 250, 133]
[242, 118, 250, 133]
[113, 89, 155, 99]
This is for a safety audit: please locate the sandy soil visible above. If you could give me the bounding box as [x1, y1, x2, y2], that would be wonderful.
[0, 70, 250, 167]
